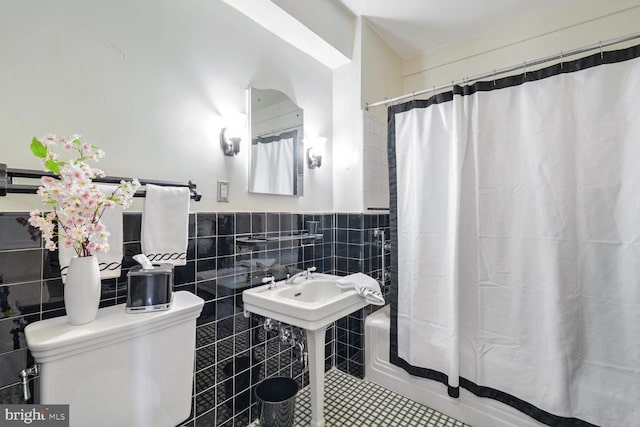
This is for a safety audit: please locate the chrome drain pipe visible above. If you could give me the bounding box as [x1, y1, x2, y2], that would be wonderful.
[18, 365, 38, 401]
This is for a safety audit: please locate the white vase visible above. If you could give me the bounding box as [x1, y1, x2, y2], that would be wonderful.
[65, 255, 101, 325]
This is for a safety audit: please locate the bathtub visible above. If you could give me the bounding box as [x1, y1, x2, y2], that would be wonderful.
[365, 306, 544, 427]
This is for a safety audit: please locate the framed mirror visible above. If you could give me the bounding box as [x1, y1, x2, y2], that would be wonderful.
[248, 87, 304, 196]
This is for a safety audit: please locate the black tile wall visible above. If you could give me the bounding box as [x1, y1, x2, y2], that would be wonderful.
[334, 213, 390, 379]
[0, 210, 388, 426]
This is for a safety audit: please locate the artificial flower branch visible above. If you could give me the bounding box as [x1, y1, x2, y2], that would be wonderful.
[28, 134, 140, 257]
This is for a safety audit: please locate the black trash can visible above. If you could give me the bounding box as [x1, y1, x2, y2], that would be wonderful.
[255, 377, 299, 427]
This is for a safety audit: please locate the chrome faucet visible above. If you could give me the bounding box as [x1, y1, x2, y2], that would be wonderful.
[285, 266, 316, 284]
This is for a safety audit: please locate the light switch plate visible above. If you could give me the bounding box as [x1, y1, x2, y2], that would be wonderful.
[217, 180, 229, 203]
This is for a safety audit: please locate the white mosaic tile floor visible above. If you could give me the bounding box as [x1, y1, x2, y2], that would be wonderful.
[252, 368, 470, 427]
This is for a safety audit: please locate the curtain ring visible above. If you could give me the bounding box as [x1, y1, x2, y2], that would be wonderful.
[599, 40, 603, 60]
[560, 51, 563, 69]
[493, 69, 496, 86]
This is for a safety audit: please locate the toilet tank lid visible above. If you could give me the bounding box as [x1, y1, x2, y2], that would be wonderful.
[25, 291, 204, 361]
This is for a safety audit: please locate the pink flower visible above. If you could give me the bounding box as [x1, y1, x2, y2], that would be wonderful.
[43, 134, 57, 145]
[41, 176, 55, 186]
[28, 210, 41, 227]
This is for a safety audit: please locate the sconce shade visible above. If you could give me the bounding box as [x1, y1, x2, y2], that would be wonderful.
[220, 128, 241, 156]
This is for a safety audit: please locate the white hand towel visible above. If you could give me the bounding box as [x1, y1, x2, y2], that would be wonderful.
[141, 184, 190, 266]
[59, 184, 124, 283]
[336, 272, 386, 306]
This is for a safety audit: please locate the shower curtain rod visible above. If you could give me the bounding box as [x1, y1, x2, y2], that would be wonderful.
[366, 32, 640, 110]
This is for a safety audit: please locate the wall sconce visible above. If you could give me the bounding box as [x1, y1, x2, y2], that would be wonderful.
[306, 136, 326, 169]
[219, 112, 246, 156]
[220, 128, 241, 156]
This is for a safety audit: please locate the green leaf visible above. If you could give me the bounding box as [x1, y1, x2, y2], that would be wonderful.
[30, 137, 48, 158]
[44, 159, 60, 174]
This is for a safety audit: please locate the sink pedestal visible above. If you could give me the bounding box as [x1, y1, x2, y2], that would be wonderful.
[307, 328, 327, 427]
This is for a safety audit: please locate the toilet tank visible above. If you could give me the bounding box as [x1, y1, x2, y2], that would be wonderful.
[25, 291, 204, 427]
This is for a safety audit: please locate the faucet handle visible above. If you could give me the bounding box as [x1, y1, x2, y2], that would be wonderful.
[262, 276, 276, 289]
[305, 266, 317, 279]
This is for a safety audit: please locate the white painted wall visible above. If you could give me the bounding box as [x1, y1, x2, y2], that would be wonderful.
[272, 0, 356, 60]
[403, 0, 640, 94]
[332, 18, 364, 213]
[331, 18, 402, 213]
[361, 21, 403, 123]
[0, 0, 333, 213]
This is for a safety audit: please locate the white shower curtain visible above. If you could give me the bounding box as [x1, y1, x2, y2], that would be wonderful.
[389, 46, 640, 426]
[249, 131, 296, 195]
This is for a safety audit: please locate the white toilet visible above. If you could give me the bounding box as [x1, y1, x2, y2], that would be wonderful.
[25, 291, 204, 427]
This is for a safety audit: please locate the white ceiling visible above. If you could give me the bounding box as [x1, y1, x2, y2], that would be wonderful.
[337, 0, 573, 58]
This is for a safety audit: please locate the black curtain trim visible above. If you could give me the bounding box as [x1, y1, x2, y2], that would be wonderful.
[388, 43, 640, 115]
[252, 130, 298, 145]
[387, 104, 401, 401]
[383, 43, 640, 427]
[459, 378, 598, 427]
[389, 353, 598, 427]
[389, 353, 451, 386]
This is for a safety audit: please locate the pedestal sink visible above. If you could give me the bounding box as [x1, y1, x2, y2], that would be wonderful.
[243, 273, 367, 427]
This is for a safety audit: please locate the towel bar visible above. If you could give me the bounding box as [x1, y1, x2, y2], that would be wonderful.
[0, 163, 202, 201]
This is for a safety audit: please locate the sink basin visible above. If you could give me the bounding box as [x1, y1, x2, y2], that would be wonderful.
[242, 273, 367, 331]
